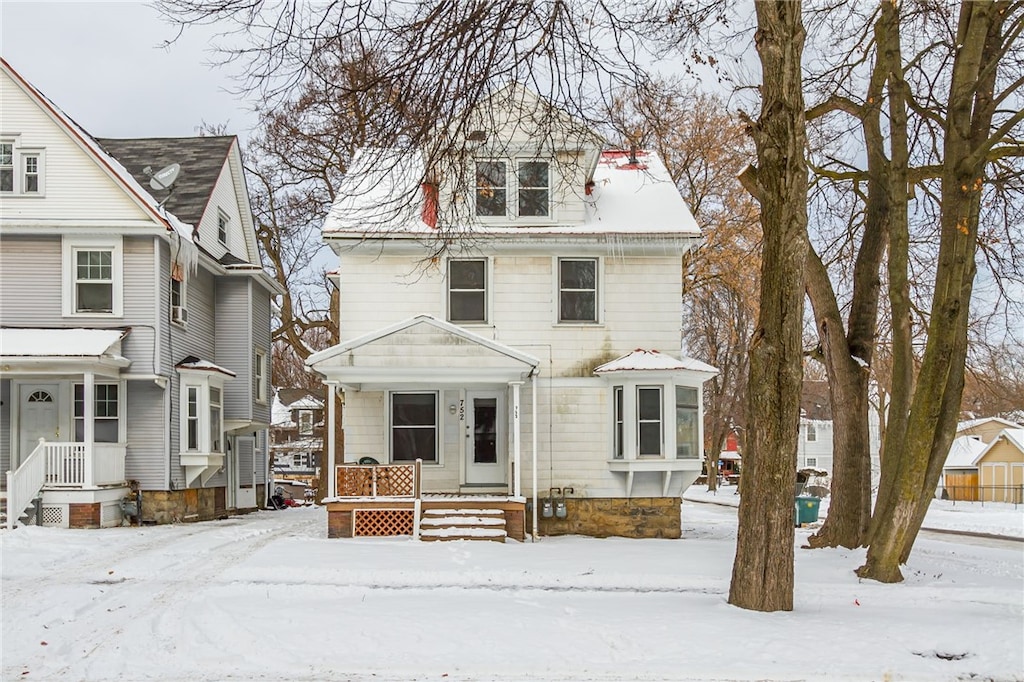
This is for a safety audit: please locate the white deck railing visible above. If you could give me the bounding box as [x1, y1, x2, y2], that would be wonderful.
[6, 440, 128, 529]
[6, 438, 47, 530]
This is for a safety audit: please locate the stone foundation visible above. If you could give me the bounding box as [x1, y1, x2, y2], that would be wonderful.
[141, 487, 229, 525]
[537, 497, 681, 539]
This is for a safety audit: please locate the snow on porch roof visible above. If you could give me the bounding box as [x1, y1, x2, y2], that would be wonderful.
[0, 328, 129, 358]
[593, 349, 718, 375]
[175, 356, 237, 377]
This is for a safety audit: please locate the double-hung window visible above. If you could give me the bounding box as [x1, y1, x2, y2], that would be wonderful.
[254, 349, 267, 403]
[475, 159, 550, 219]
[1, 140, 44, 194]
[637, 386, 663, 456]
[448, 259, 487, 323]
[613, 386, 624, 459]
[390, 392, 438, 463]
[299, 411, 313, 436]
[806, 423, 817, 442]
[0, 142, 12, 192]
[217, 209, 229, 245]
[74, 383, 120, 443]
[63, 237, 123, 317]
[675, 387, 699, 459]
[559, 258, 598, 323]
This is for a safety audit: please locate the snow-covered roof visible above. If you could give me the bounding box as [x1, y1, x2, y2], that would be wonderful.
[271, 393, 292, 427]
[1001, 428, 1024, 452]
[175, 357, 236, 377]
[289, 396, 323, 410]
[594, 349, 718, 375]
[944, 435, 986, 469]
[0, 328, 128, 358]
[957, 416, 1023, 432]
[719, 450, 742, 461]
[321, 148, 699, 238]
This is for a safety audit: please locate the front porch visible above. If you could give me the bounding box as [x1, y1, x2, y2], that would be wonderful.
[325, 461, 526, 541]
[5, 438, 129, 528]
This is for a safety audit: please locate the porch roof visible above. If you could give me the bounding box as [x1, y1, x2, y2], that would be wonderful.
[0, 327, 131, 375]
[593, 349, 718, 379]
[306, 314, 539, 389]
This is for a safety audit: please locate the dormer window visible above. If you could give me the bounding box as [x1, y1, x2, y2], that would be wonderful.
[475, 159, 550, 219]
[1, 139, 44, 195]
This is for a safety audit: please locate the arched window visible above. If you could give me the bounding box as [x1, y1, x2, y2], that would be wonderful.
[28, 390, 53, 403]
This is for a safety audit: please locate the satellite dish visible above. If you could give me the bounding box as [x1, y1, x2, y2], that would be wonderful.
[145, 163, 181, 191]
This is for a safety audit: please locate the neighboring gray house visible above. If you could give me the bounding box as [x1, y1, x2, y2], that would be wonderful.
[0, 59, 282, 527]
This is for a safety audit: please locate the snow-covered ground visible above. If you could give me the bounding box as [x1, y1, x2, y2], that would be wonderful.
[1, 496, 1021, 681]
[685, 484, 1024, 539]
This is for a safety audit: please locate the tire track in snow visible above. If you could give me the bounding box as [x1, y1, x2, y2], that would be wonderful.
[29, 512, 320, 680]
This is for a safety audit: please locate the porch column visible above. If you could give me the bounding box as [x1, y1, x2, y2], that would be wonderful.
[326, 382, 337, 498]
[83, 371, 95, 487]
[531, 373, 538, 541]
[510, 381, 523, 498]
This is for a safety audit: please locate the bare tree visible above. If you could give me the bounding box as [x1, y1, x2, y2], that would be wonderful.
[729, 2, 809, 612]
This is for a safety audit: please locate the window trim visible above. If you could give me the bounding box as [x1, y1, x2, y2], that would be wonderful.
[473, 157, 554, 222]
[0, 139, 44, 196]
[62, 236, 124, 318]
[806, 422, 818, 442]
[217, 208, 230, 246]
[613, 386, 624, 460]
[556, 257, 601, 324]
[73, 381, 124, 443]
[606, 380, 704, 462]
[254, 349, 267, 404]
[178, 371, 229, 456]
[388, 391, 440, 464]
[447, 258, 489, 324]
[637, 385, 664, 457]
[170, 274, 188, 326]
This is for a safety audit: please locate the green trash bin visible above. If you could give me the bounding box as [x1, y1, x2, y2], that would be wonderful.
[795, 496, 821, 525]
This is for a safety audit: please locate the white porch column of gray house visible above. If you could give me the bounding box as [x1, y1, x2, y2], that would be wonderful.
[326, 382, 337, 498]
[510, 381, 522, 498]
[83, 371, 95, 487]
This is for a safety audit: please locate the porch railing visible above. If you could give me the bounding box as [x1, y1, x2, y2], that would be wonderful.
[335, 460, 422, 498]
[6, 439, 128, 528]
[6, 438, 47, 530]
[44, 442, 126, 488]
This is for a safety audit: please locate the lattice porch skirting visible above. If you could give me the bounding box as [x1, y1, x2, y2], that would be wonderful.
[352, 508, 415, 536]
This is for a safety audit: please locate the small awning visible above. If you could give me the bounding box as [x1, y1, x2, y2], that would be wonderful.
[307, 314, 539, 390]
[0, 327, 131, 376]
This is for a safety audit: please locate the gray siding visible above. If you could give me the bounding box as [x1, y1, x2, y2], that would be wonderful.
[0, 236, 62, 321]
[215, 277, 252, 421]
[124, 380, 169, 490]
[251, 284, 273, 426]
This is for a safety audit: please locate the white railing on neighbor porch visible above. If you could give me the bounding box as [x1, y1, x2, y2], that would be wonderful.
[6, 439, 128, 529]
[6, 438, 48, 530]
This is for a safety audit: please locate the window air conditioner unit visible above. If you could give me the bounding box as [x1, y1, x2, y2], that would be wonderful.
[171, 305, 188, 324]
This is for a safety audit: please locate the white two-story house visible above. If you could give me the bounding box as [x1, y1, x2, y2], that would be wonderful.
[0, 59, 281, 527]
[307, 84, 716, 540]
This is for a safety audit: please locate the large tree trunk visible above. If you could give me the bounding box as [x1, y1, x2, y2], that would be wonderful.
[728, 1, 808, 613]
[805, 1, 897, 550]
[860, 1, 1006, 582]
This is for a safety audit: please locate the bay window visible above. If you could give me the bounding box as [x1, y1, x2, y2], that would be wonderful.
[637, 386, 663, 456]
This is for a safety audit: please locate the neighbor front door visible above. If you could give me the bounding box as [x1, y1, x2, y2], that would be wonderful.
[19, 383, 60, 466]
[465, 391, 506, 486]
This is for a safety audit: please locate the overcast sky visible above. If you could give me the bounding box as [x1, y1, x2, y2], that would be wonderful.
[2, 1, 256, 139]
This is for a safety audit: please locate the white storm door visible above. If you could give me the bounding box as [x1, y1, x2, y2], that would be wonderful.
[19, 383, 61, 465]
[465, 391, 506, 485]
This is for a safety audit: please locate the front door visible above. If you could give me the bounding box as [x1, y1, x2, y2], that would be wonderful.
[465, 391, 506, 485]
[19, 383, 60, 466]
